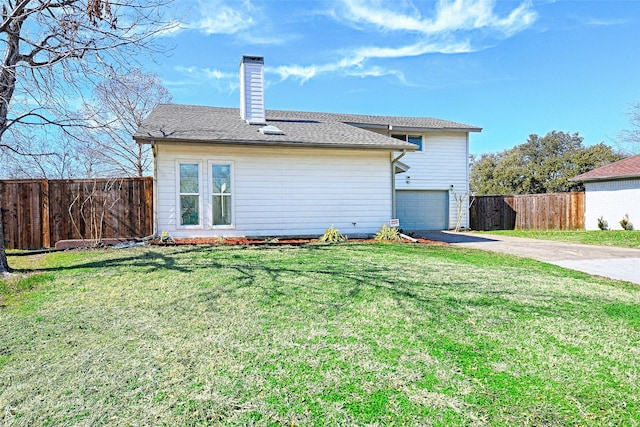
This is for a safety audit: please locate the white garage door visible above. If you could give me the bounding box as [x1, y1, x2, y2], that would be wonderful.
[396, 190, 449, 230]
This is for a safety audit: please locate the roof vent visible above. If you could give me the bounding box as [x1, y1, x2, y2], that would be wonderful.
[259, 125, 284, 135]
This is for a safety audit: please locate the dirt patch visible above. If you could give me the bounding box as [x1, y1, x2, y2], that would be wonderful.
[55, 238, 133, 249]
[413, 238, 448, 245]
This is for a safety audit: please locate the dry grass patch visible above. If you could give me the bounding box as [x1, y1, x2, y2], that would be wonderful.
[0, 243, 639, 426]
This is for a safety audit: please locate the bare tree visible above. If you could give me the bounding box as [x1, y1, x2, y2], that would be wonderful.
[80, 68, 172, 177]
[0, 127, 87, 179]
[1, 69, 172, 179]
[617, 103, 640, 155]
[450, 189, 470, 232]
[0, 0, 178, 274]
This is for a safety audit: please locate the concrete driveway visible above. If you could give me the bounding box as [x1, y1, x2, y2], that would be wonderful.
[415, 231, 640, 285]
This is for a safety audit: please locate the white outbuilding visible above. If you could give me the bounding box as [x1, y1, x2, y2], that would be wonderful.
[571, 154, 640, 230]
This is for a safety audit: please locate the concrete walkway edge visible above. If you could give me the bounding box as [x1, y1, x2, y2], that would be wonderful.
[415, 231, 640, 285]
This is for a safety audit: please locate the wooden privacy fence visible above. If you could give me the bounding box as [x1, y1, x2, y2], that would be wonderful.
[470, 192, 585, 231]
[1, 177, 153, 250]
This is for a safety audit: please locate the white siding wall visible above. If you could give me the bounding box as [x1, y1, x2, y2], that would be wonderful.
[155, 144, 392, 237]
[394, 132, 469, 229]
[584, 179, 640, 230]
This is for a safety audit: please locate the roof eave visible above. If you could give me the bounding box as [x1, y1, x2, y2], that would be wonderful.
[393, 126, 483, 133]
[570, 173, 640, 182]
[133, 136, 417, 151]
[346, 122, 482, 133]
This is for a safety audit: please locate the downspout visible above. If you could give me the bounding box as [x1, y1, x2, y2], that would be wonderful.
[151, 141, 158, 237]
[391, 150, 407, 218]
[465, 132, 470, 229]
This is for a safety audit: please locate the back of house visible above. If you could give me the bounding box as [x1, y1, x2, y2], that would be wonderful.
[134, 56, 481, 239]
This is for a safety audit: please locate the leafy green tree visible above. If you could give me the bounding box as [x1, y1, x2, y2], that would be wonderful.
[469, 152, 503, 195]
[470, 131, 623, 195]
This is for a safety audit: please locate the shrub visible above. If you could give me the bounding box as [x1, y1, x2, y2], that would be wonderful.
[319, 226, 347, 243]
[160, 231, 175, 243]
[620, 214, 634, 231]
[375, 224, 402, 241]
[597, 216, 609, 231]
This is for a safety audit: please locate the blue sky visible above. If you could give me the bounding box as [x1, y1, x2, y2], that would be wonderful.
[146, 0, 640, 155]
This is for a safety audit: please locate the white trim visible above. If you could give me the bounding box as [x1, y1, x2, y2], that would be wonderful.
[207, 160, 236, 229]
[175, 160, 204, 229]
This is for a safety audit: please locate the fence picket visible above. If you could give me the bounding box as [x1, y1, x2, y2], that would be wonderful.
[1, 177, 153, 249]
[469, 192, 585, 231]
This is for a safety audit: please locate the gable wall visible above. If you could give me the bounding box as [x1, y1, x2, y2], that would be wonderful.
[155, 143, 393, 237]
[394, 132, 470, 228]
[584, 179, 640, 230]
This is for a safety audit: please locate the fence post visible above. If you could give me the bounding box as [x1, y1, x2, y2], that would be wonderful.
[42, 179, 51, 248]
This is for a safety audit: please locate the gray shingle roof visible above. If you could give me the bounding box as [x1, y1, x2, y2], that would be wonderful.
[134, 104, 481, 150]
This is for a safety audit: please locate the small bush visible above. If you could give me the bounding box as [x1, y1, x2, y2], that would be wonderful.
[620, 214, 634, 231]
[319, 226, 347, 243]
[160, 231, 175, 243]
[597, 216, 609, 231]
[375, 224, 402, 241]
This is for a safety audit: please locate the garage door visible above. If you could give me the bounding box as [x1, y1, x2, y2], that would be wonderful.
[396, 190, 448, 230]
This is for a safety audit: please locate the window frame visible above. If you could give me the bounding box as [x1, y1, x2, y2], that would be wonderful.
[208, 160, 235, 229]
[176, 160, 203, 229]
[392, 133, 423, 152]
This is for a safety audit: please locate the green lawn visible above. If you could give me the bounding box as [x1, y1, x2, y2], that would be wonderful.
[1, 243, 639, 426]
[478, 229, 640, 249]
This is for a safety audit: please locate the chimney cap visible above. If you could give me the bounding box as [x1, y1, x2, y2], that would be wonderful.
[241, 55, 264, 65]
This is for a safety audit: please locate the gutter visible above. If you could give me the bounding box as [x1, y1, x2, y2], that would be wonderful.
[344, 122, 483, 134]
[569, 174, 640, 183]
[133, 137, 416, 151]
[391, 150, 407, 218]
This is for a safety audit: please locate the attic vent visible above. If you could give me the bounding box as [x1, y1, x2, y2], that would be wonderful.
[259, 125, 284, 135]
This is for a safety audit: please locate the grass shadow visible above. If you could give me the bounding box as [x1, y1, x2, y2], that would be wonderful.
[11, 246, 206, 275]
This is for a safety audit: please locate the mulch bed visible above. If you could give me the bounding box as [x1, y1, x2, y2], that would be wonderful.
[153, 237, 447, 246]
[41, 236, 449, 252]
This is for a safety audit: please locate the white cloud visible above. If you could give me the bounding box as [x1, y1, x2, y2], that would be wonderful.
[353, 39, 474, 60]
[339, 0, 537, 37]
[344, 66, 411, 85]
[173, 0, 537, 89]
[271, 65, 319, 83]
[582, 17, 627, 27]
[187, 0, 256, 35]
[269, 40, 475, 84]
[182, 0, 287, 45]
[174, 66, 235, 80]
[270, 57, 408, 85]
[172, 66, 239, 92]
[273, 0, 536, 85]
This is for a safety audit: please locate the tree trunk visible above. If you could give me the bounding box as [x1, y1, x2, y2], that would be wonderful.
[0, 17, 24, 274]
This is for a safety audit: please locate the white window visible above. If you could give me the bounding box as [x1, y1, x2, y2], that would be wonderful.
[210, 162, 234, 227]
[392, 134, 423, 151]
[177, 162, 202, 227]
